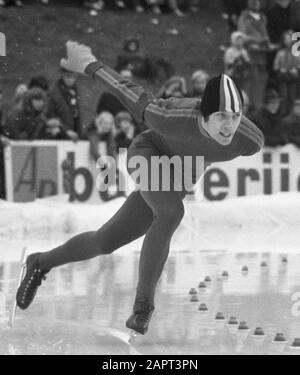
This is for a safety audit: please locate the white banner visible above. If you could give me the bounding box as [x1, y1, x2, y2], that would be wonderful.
[4, 141, 300, 203]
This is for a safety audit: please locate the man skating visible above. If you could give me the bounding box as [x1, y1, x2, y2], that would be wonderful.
[16, 41, 264, 336]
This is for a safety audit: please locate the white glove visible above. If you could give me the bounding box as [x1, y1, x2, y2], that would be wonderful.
[60, 41, 97, 75]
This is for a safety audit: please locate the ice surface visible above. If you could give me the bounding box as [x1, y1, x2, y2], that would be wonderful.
[0, 193, 300, 354]
[0, 250, 300, 355]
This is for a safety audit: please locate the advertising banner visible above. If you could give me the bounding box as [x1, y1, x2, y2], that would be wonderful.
[4, 141, 300, 203]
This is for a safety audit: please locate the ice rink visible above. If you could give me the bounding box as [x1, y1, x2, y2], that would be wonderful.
[1, 194, 300, 355]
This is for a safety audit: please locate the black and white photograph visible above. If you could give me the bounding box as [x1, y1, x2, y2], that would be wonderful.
[1, 0, 300, 360]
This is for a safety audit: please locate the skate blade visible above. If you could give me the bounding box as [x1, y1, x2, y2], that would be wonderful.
[8, 247, 27, 328]
[128, 330, 141, 345]
[102, 328, 143, 355]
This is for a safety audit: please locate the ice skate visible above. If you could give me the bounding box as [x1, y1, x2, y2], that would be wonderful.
[126, 298, 154, 340]
[16, 252, 49, 310]
[126, 310, 153, 343]
[8, 247, 27, 327]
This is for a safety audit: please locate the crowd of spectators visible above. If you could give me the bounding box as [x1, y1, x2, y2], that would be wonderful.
[2, 0, 300, 200]
[223, 0, 300, 148]
[0, 0, 200, 16]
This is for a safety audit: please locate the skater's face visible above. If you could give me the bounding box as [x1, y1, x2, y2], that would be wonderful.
[203, 111, 242, 146]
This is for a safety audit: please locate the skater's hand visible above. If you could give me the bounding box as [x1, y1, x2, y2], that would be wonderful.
[61, 41, 97, 75]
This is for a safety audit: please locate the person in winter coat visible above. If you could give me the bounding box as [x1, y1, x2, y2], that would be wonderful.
[238, 0, 270, 109]
[6, 87, 48, 140]
[224, 31, 252, 91]
[47, 65, 82, 141]
[249, 89, 285, 146]
[274, 30, 300, 115]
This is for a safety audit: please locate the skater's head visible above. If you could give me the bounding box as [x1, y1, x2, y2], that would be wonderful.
[200, 74, 243, 146]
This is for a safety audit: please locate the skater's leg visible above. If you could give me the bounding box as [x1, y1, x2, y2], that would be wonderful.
[134, 190, 184, 311]
[39, 191, 153, 271]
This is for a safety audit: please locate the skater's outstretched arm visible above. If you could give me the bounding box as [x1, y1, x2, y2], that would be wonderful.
[61, 41, 198, 140]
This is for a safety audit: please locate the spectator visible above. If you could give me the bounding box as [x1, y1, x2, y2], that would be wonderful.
[189, 70, 210, 100]
[88, 111, 117, 162]
[114, 111, 139, 149]
[96, 69, 132, 116]
[6, 87, 48, 140]
[238, 0, 270, 110]
[88, 111, 125, 201]
[267, 0, 292, 44]
[282, 97, 300, 146]
[116, 38, 174, 83]
[224, 31, 252, 91]
[37, 118, 71, 140]
[157, 76, 187, 99]
[47, 65, 82, 141]
[9, 84, 28, 115]
[223, 0, 248, 30]
[249, 89, 285, 146]
[28, 75, 49, 92]
[274, 29, 300, 115]
[115, 38, 143, 76]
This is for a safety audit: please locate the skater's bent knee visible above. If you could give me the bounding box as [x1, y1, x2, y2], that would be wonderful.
[154, 204, 184, 227]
